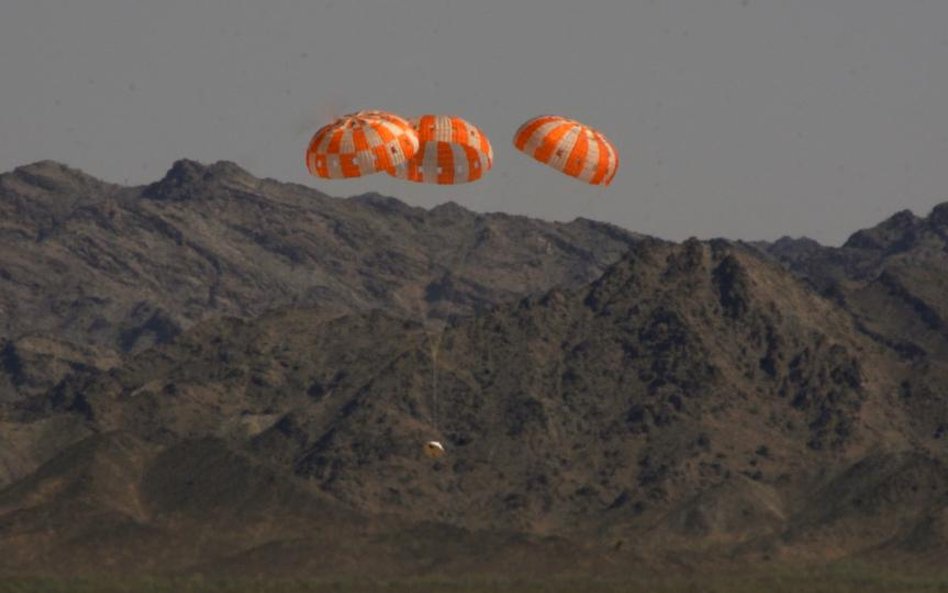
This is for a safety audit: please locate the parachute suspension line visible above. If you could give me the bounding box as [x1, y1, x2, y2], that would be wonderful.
[427, 324, 444, 432]
[431, 335, 438, 431]
[581, 186, 602, 227]
[584, 187, 607, 345]
[593, 183, 605, 222]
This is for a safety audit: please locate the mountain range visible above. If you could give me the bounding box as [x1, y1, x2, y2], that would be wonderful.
[1, 160, 947, 579]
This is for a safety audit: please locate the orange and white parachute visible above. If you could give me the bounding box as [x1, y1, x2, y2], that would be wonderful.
[306, 110, 419, 179]
[513, 115, 618, 186]
[388, 115, 493, 184]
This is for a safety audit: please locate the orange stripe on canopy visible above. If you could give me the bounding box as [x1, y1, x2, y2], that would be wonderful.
[513, 115, 619, 186]
[387, 114, 493, 185]
[305, 110, 418, 180]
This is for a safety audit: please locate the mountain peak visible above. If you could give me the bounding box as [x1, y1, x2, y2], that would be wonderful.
[772, 235, 822, 249]
[843, 208, 921, 251]
[348, 192, 420, 216]
[3, 160, 107, 195]
[14, 160, 73, 174]
[141, 159, 254, 201]
[429, 200, 471, 217]
[928, 202, 948, 227]
[165, 159, 252, 182]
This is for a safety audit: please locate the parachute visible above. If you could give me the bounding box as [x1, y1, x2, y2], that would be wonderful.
[388, 115, 493, 184]
[513, 115, 619, 186]
[306, 110, 419, 179]
[423, 440, 445, 459]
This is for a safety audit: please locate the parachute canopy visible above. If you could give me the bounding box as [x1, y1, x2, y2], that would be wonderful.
[513, 115, 618, 186]
[389, 115, 493, 184]
[306, 110, 419, 179]
[423, 440, 445, 459]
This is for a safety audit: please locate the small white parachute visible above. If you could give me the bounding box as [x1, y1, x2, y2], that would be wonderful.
[423, 440, 445, 459]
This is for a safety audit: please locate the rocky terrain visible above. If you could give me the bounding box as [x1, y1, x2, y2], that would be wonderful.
[1, 160, 947, 579]
[0, 159, 640, 407]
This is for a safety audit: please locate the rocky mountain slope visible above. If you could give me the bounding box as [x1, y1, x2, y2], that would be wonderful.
[0, 160, 640, 406]
[757, 205, 948, 359]
[6, 240, 948, 577]
[1, 160, 947, 578]
[756, 205, 948, 447]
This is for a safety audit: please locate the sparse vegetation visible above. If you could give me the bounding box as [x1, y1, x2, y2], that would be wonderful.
[3, 163, 948, 580]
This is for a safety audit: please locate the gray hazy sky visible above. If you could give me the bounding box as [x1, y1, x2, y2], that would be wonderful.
[2, 1, 947, 245]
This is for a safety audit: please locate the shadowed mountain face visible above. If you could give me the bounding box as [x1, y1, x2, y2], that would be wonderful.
[1, 161, 948, 579]
[0, 159, 641, 406]
[758, 205, 948, 355]
[756, 204, 948, 447]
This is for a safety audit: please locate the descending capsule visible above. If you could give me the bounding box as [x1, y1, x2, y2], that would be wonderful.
[423, 440, 445, 459]
[513, 115, 619, 186]
[306, 110, 419, 179]
[388, 115, 493, 184]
